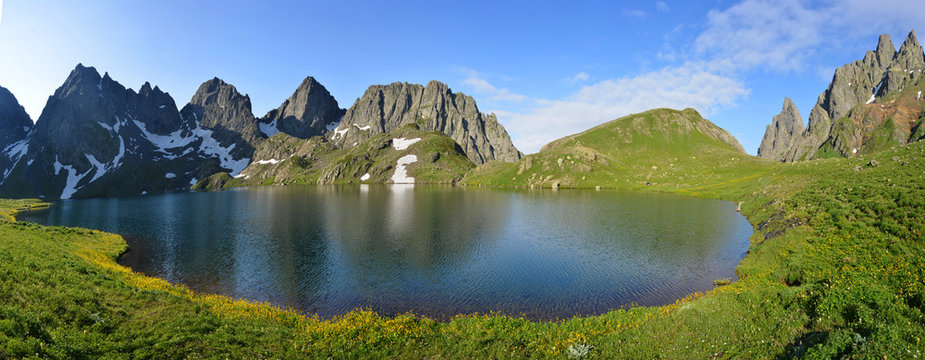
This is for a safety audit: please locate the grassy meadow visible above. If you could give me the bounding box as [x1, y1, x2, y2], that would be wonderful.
[1, 109, 924, 358]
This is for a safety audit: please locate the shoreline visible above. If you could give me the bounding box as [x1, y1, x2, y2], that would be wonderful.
[7, 187, 752, 324]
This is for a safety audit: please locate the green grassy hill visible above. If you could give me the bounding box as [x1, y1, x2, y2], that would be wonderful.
[465, 108, 773, 191]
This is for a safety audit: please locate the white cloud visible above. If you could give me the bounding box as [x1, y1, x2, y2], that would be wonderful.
[566, 72, 590, 83]
[0, 0, 4, 25]
[462, 69, 497, 93]
[656, 1, 669, 12]
[695, 0, 925, 72]
[622, 9, 646, 18]
[496, 62, 748, 153]
[459, 67, 525, 103]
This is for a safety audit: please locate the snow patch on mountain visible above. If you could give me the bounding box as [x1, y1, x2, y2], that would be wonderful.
[392, 137, 421, 150]
[132, 119, 196, 151]
[391, 154, 418, 184]
[326, 116, 344, 131]
[0, 138, 30, 184]
[191, 121, 249, 176]
[54, 156, 90, 200]
[332, 126, 349, 140]
[259, 119, 280, 137]
[85, 154, 107, 183]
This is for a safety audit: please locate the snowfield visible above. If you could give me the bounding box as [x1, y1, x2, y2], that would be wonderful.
[392, 137, 421, 151]
[391, 154, 418, 184]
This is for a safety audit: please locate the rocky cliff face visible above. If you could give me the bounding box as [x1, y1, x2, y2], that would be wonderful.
[760, 30, 925, 161]
[758, 98, 804, 161]
[0, 85, 33, 150]
[179, 78, 263, 161]
[0, 65, 247, 199]
[0, 85, 34, 184]
[259, 76, 345, 139]
[330, 81, 522, 164]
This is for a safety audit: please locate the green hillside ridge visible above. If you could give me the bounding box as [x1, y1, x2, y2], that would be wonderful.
[464, 108, 765, 191]
[194, 124, 475, 189]
[2, 108, 925, 357]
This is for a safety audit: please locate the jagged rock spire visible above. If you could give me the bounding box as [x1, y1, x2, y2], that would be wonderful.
[758, 98, 803, 161]
[892, 30, 925, 70]
[875, 34, 896, 65]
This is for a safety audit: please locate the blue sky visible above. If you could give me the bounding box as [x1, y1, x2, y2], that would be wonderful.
[1, 1, 923, 154]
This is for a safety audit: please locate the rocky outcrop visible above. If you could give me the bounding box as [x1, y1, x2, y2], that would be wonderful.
[758, 98, 804, 161]
[259, 76, 345, 139]
[760, 30, 925, 161]
[180, 78, 262, 160]
[330, 81, 522, 164]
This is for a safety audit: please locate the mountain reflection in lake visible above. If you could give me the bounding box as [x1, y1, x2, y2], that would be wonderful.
[20, 185, 752, 320]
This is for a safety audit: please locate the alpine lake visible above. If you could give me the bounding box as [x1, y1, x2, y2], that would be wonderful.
[19, 185, 752, 320]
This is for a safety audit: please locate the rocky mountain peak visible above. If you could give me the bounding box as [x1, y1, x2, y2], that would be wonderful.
[876, 34, 895, 54]
[892, 30, 925, 70]
[180, 77, 261, 160]
[757, 98, 804, 161]
[903, 29, 920, 48]
[331, 81, 522, 164]
[260, 75, 344, 139]
[57, 64, 104, 97]
[761, 30, 925, 162]
[875, 34, 896, 64]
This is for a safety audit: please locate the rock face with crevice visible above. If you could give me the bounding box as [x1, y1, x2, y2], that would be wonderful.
[759, 30, 925, 161]
[329, 81, 522, 164]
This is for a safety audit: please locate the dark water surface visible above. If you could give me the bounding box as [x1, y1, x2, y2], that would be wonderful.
[20, 185, 752, 320]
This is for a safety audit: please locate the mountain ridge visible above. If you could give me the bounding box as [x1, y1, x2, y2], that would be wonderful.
[759, 30, 925, 161]
[329, 80, 522, 165]
[0, 65, 524, 199]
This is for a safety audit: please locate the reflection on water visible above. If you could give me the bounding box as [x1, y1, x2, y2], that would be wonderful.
[20, 185, 752, 320]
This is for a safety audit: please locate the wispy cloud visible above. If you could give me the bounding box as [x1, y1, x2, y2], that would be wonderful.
[458, 67, 526, 103]
[694, 0, 925, 72]
[566, 72, 590, 83]
[656, 1, 670, 12]
[622, 9, 646, 18]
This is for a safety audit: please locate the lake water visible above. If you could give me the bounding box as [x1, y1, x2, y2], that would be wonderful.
[20, 185, 752, 320]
